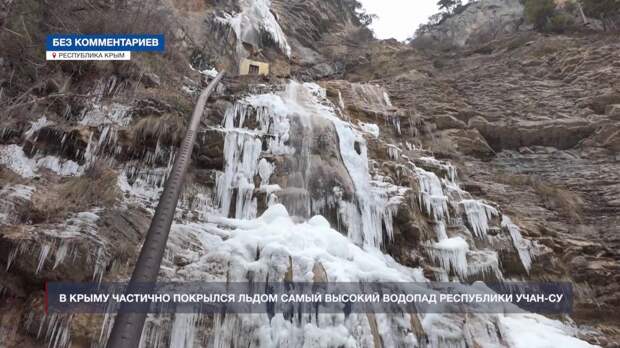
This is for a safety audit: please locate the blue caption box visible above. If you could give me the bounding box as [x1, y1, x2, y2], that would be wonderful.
[46, 34, 165, 52]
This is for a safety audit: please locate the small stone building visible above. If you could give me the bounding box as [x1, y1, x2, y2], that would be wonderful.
[239, 58, 270, 76]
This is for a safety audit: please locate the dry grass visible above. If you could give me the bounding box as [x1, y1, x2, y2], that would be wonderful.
[131, 113, 187, 147]
[0, 0, 191, 114]
[30, 163, 120, 223]
[497, 173, 584, 222]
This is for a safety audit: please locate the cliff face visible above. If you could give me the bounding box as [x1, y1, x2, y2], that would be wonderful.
[0, 0, 619, 347]
[349, 31, 620, 337]
[417, 0, 527, 47]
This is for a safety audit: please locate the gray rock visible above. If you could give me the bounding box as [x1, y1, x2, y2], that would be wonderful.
[418, 0, 526, 48]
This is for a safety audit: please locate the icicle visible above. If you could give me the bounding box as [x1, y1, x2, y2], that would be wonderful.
[6, 242, 26, 271]
[258, 158, 274, 186]
[92, 247, 106, 282]
[416, 167, 449, 223]
[423, 314, 467, 348]
[387, 144, 401, 160]
[330, 116, 396, 247]
[434, 220, 449, 241]
[24, 116, 52, 139]
[418, 156, 458, 182]
[383, 92, 393, 108]
[467, 250, 503, 280]
[502, 216, 533, 273]
[217, 0, 291, 57]
[31, 313, 73, 348]
[169, 314, 199, 348]
[426, 237, 469, 278]
[36, 244, 51, 274]
[53, 242, 69, 269]
[460, 200, 498, 239]
[0, 184, 35, 225]
[216, 131, 262, 218]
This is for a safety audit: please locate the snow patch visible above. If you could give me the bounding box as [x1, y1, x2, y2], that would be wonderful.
[359, 122, 380, 138]
[0, 144, 83, 178]
[499, 314, 598, 348]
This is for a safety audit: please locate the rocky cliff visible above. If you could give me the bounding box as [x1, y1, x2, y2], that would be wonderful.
[0, 0, 619, 347]
[416, 0, 527, 47]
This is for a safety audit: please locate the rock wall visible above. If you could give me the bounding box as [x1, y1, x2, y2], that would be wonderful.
[346, 28, 620, 344]
[417, 0, 527, 47]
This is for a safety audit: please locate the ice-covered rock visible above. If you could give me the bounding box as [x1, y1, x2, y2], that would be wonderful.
[460, 199, 499, 239]
[426, 237, 469, 278]
[218, 0, 291, 57]
[0, 144, 83, 178]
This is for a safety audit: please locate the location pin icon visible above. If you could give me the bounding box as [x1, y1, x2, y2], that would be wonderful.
[52, 52, 56, 58]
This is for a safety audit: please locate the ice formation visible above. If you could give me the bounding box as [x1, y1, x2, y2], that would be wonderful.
[331, 116, 397, 247]
[387, 144, 401, 160]
[415, 167, 449, 224]
[79, 103, 132, 127]
[213, 81, 404, 248]
[25, 313, 72, 348]
[5, 209, 105, 283]
[350, 83, 395, 114]
[216, 131, 262, 219]
[312, 85, 403, 248]
[218, 0, 291, 57]
[195, 205, 426, 347]
[0, 78, 597, 348]
[418, 156, 458, 183]
[24, 116, 53, 139]
[0, 144, 83, 177]
[359, 122, 380, 138]
[215, 88, 299, 219]
[460, 199, 499, 239]
[467, 250, 503, 280]
[257, 158, 274, 185]
[426, 237, 470, 278]
[0, 184, 35, 225]
[499, 313, 597, 348]
[502, 216, 534, 273]
[156, 203, 589, 348]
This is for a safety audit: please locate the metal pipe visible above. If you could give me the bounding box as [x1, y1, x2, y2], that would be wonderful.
[106, 70, 226, 348]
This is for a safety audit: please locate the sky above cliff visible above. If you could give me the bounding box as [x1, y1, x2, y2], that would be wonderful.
[359, 0, 440, 41]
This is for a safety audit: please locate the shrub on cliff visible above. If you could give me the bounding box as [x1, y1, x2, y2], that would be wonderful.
[524, 0, 557, 30]
[547, 12, 576, 33]
[581, 0, 620, 19]
[524, 0, 577, 33]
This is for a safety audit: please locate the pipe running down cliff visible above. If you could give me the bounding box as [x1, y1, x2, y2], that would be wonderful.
[105, 71, 226, 348]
